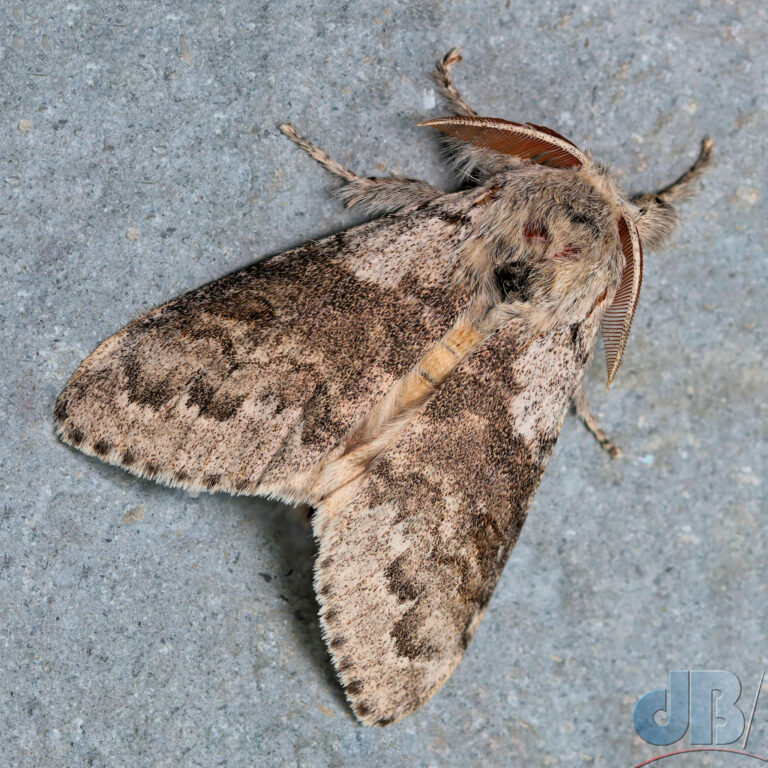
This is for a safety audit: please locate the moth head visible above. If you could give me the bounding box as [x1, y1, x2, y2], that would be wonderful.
[421, 116, 643, 386]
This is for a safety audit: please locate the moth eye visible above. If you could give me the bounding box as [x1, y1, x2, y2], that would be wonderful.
[523, 222, 549, 242]
[552, 242, 581, 259]
[494, 263, 532, 302]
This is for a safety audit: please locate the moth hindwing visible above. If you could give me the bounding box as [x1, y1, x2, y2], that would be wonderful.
[54, 49, 711, 724]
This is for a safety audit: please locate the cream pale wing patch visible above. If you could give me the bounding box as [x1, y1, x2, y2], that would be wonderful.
[313, 311, 602, 726]
[54, 203, 476, 502]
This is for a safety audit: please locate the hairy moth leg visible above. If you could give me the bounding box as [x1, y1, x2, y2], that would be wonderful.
[573, 140, 714, 454]
[428, 51, 519, 181]
[279, 123, 442, 215]
[632, 137, 714, 250]
[572, 384, 621, 460]
[571, 140, 713, 456]
[432, 48, 478, 117]
[279, 123, 359, 181]
[654, 137, 714, 203]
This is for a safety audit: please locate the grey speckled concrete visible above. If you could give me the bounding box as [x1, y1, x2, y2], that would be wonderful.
[1, 1, 765, 766]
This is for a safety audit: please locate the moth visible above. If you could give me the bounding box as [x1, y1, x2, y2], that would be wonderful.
[54, 50, 713, 725]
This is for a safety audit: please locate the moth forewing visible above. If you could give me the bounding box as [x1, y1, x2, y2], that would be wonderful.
[54, 207, 478, 502]
[314, 312, 605, 725]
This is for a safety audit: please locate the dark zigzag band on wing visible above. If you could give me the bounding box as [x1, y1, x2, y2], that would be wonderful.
[54, 206, 477, 501]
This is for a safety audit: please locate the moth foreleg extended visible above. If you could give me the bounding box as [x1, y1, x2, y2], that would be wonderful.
[279, 122, 442, 214]
[336, 176, 443, 215]
[652, 137, 714, 204]
[632, 137, 714, 250]
[572, 384, 622, 460]
[279, 122, 359, 182]
[428, 49, 519, 181]
[433, 47, 478, 117]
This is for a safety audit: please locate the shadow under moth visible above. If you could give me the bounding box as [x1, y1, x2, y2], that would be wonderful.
[54, 50, 713, 725]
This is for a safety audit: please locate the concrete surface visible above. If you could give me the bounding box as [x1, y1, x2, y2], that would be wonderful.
[1, 1, 766, 766]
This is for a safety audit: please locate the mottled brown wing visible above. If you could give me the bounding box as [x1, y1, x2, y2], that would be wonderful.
[54, 203, 474, 502]
[313, 310, 602, 725]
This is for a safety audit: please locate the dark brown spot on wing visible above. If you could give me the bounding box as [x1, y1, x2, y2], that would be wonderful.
[384, 554, 422, 602]
[53, 397, 67, 423]
[435, 210, 471, 228]
[391, 606, 438, 660]
[68, 427, 85, 446]
[185, 375, 246, 422]
[122, 355, 176, 411]
[460, 615, 474, 650]
[344, 680, 364, 696]
[93, 439, 111, 457]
